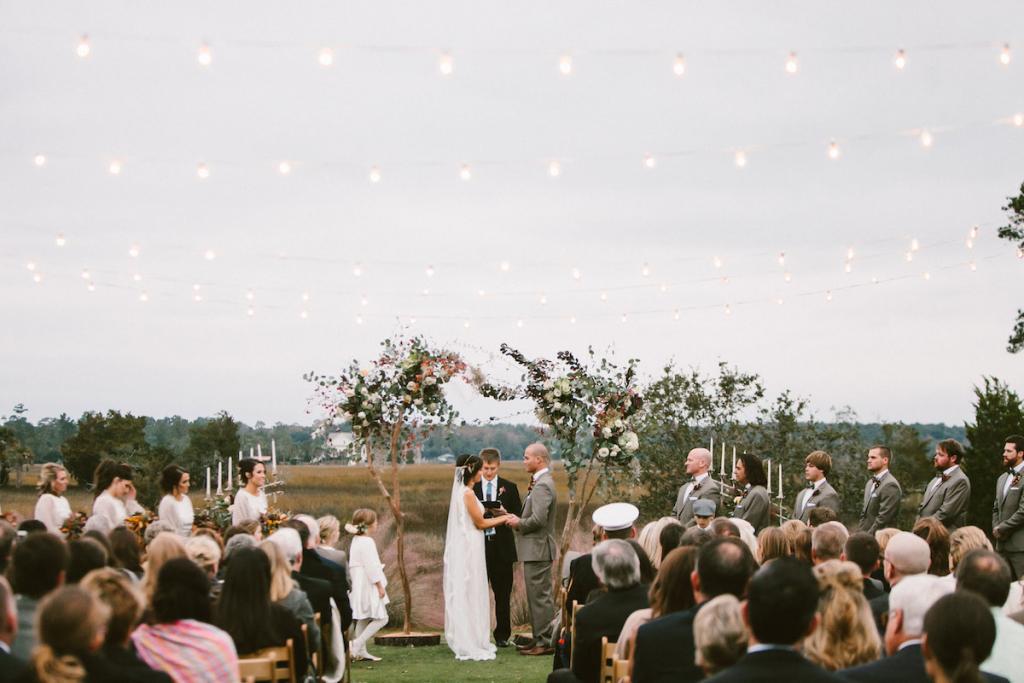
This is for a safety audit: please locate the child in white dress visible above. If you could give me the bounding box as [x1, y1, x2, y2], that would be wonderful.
[347, 509, 389, 661]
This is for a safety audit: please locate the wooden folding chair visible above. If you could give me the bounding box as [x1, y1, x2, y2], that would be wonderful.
[568, 601, 583, 669]
[311, 612, 322, 675]
[599, 637, 617, 683]
[252, 639, 296, 683]
[612, 655, 631, 683]
[238, 657, 276, 683]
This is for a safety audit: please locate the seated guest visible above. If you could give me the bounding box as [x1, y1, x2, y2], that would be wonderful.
[549, 539, 650, 683]
[109, 527, 145, 582]
[780, 519, 807, 547]
[873, 527, 901, 591]
[139, 533, 187, 606]
[268, 528, 334, 642]
[678, 526, 709, 548]
[614, 547, 697, 661]
[566, 504, 638, 612]
[214, 547, 307, 680]
[638, 518, 681, 569]
[632, 537, 757, 683]
[703, 557, 848, 682]
[810, 522, 848, 565]
[808, 507, 838, 527]
[658, 519, 686, 555]
[912, 516, 951, 577]
[691, 499, 715, 530]
[693, 594, 747, 677]
[260, 539, 320, 656]
[922, 592, 1010, 683]
[9, 532, 68, 660]
[755, 527, 790, 564]
[184, 536, 222, 581]
[946, 526, 993, 588]
[869, 532, 931, 633]
[708, 518, 740, 538]
[16, 521, 46, 536]
[804, 560, 881, 670]
[315, 515, 351, 585]
[0, 522, 17, 575]
[132, 558, 238, 683]
[793, 527, 814, 565]
[79, 568, 172, 682]
[142, 521, 175, 547]
[956, 550, 1024, 682]
[66, 538, 108, 584]
[19, 586, 119, 682]
[0, 576, 27, 681]
[283, 519, 352, 632]
[626, 540, 656, 585]
[223, 521, 261, 545]
[728, 518, 759, 560]
[841, 574, 957, 682]
[843, 532, 885, 599]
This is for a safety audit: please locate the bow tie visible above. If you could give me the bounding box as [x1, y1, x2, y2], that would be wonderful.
[527, 478, 536, 494]
[1009, 467, 1020, 475]
[871, 477, 882, 488]
[940, 473, 951, 483]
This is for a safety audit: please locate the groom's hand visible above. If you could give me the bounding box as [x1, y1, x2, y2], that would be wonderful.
[506, 514, 520, 528]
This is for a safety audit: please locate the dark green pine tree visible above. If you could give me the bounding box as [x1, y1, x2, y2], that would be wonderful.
[964, 377, 1024, 533]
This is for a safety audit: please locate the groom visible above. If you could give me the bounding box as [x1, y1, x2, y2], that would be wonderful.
[507, 442, 558, 656]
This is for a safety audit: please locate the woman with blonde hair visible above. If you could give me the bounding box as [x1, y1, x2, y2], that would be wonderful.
[34, 463, 72, 535]
[803, 560, 881, 670]
[185, 535, 222, 580]
[756, 526, 791, 564]
[637, 517, 680, 569]
[140, 532, 187, 604]
[23, 586, 117, 683]
[260, 539, 321, 657]
[316, 514, 351, 584]
[693, 594, 748, 676]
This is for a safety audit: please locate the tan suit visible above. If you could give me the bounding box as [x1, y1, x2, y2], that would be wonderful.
[917, 466, 970, 531]
[515, 470, 557, 645]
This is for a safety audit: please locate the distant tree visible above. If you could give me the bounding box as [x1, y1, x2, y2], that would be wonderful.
[145, 416, 193, 453]
[997, 182, 1024, 353]
[965, 377, 1024, 533]
[181, 412, 240, 478]
[61, 410, 149, 488]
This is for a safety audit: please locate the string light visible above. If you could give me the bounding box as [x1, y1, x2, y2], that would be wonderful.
[203, 249, 216, 261]
[724, 304, 732, 315]
[352, 263, 363, 277]
[844, 262, 853, 273]
[318, 48, 334, 67]
[672, 54, 686, 77]
[477, 288, 486, 297]
[905, 251, 914, 262]
[713, 256, 723, 269]
[26, 261, 36, 272]
[500, 261, 511, 272]
[128, 244, 140, 258]
[599, 291, 608, 302]
[516, 319, 524, 328]
[644, 154, 656, 169]
[620, 313, 628, 324]
[673, 309, 680, 320]
[463, 320, 471, 329]
[969, 260, 977, 271]
[32, 273, 42, 283]
[784, 51, 799, 74]
[872, 276, 880, 284]
[776, 297, 785, 305]
[76, 34, 91, 58]
[920, 129, 934, 148]
[368, 166, 382, 183]
[421, 288, 430, 296]
[193, 292, 203, 303]
[33, 154, 46, 167]
[55, 233, 66, 247]
[408, 317, 416, 325]
[245, 289, 254, 301]
[360, 295, 369, 307]
[911, 238, 920, 252]
[894, 48, 907, 70]
[720, 276, 729, 285]
[1000, 43, 1012, 66]
[923, 271, 931, 281]
[641, 263, 651, 277]
[300, 310, 308, 319]
[459, 164, 472, 181]
[87, 282, 95, 292]
[355, 315, 364, 325]
[197, 43, 212, 67]
[569, 315, 577, 325]
[539, 293, 548, 305]
[559, 55, 573, 75]
[825, 290, 833, 302]
[783, 272, 792, 283]
[777, 252, 786, 266]
[827, 140, 841, 160]
[196, 162, 209, 179]
[247, 307, 255, 316]
[734, 151, 747, 168]
[278, 161, 292, 175]
[1014, 113, 1024, 127]
[108, 160, 122, 175]
[846, 247, 855, 260]
[659, 283, 669, 293]
[547, 160, 561, 177]
[139, 291, 149, 302]
[301, 291, 311, 302]
[132, 273, 142, 282]
[970, 225, 980, 239]
[425, 264, 435, 277]
[439, 52, 454, 76]
[571, 267, 582, 280]
[80, 269, 91, 280]
[966, 238, 974, 249]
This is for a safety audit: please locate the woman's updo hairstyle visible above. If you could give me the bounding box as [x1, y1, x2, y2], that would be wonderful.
[345, 509, 377, 535]
[238, 459, 263, 486]
[31, 585, 110, 683]
[456, 453, 483, 485]
[37, 463, 66, 497]
[92, 459, 133, 498]
[160, 464, 187, 495]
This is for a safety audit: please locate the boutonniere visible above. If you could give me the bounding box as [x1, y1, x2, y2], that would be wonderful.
[498, 486, 506, 496]
[811, 488, 821, 497]
[733, 495, 743, 505]
[1012, 473, 1022, 488]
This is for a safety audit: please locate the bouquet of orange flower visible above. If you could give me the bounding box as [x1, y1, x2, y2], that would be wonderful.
[61, 512, 88, 540]
[260, 508, 290, 537]
[124, 511, 155, 539]
[194, 495, 232, 532]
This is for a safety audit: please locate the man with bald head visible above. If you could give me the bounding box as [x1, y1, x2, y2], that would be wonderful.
[868, 531, 932, 634]
[672, 448, 721, 527]
[507, 443, 558, 655]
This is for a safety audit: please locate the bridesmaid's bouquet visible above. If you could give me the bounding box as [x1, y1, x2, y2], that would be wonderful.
[61, 511, 88, 540]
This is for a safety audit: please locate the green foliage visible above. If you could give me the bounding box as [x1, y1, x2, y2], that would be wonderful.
[965, 377, 1024, 532]
[180, 411, 241, 478]
[998, 182, 1024, 353]
[419, 424, 541, 461]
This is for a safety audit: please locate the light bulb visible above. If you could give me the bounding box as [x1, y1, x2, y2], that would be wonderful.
[1013, 113, 1024, 127]
[911, 238, 920, 251]
[783, 272, 792, 283]
[204, 249, 216, 261]
[34, 154, 46, 167]
[970, 225, 980, 239]
[559, 55, 573, 75]
[301, 291, 310, 302]
[197, 44, 212, 67]
[517, 319, 524, 329]
[421, 288, 430, 296]
[196, 162, 209, 179]
[620, 313, 628, 324]
[459, 164, 472, 181]
[355, 315, 364, 325]
[825, 290, 833, 302]
[128, 244, 140, 258]
[193, 293, 203, 303]
[247, 307, 255, 316]
[720, 276, 729, 285]
[777, 252, 786, 266]
[132, 273, 142, 282]
[409, 317, 416, 325]
[278, 161, 292, 175]
[969, 260, 977, 271]
[55, 233, 66, 247]
[660, 283, 668, 293]
[641, 263, 651, 277]
[923, 272, 931, 281]
[894, 49, 907, 70]
[246, 289, 254, 301]
[477, 288, 486, 297]
[846, 247, 855, 260]
[599, 291, 608, 302]
[724, 304, 732, 315]
[463, 320, 471, 329]
[905, 251, 914, 262]
[827, 140, 840, 160]
[360, 295, 369, 307]
[734, 151, 747, 168]
[920, 129, 933, 148]
[966, 238, 974, 249]
[713, 256, 723, 269]
[539, 293, 548, 305]
[439, 52, 454, 76]
[872, 276, 880, 284]
[108, 160, 122, 175]
[673, 53, 686, 76]
[369, 166, 382, 183]
[776, 298, 784, 305]
[844, 262, 853, 273]
[318, 48, 334, 67]
[644, 154, 656, 169]
[352, 263, 363, 277]
[81, 269, 91, 280]
[569, 315, 577, 324]
[500, 261, 511, 272]
[32, 273, 42, 283]
[26, 261, 36, 272]
[673, 309, 680, 320]
[87, 282, 95, 292]
[1000, 43, 1011, 66]
[571, 267, 581, 280]
[300, 310, 309, 319]
[548, 160, 561, 177]
[425, 264, 435, 277]
[192, 284, 200, 291]
[76, 34, 91, 58]
[1019, 248, 1024, 259]
[139, 292, 149, 302]
[784, 51, 799, 74]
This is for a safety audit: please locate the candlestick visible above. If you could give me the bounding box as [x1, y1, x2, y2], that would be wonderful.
[777, 463, 784, 499]
[766, 459, 772, 494]
[257, 443, 262, 459]
[731, 446, 736, 475]
[709, 436, 714, 457]
[227, 456, 232, 489]
[206, 467, 211, 498]
[249, 446, 254, 459]
[217, 461, 223, 495]
[271, 438, 278, 474]
[719, 442, 726, 476]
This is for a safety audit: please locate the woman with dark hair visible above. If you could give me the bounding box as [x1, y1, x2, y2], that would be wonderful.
[157, 465, 193, 537]
[627, 539, 657, 584]
[731, 453, 771, 533]
[132, 558, 238, 683]
[91, 459, 133, 529]
[922, 591, 998, 683]
[213, 546, 307, 679]
[231, 460, 267, 526]
[913, 516, 951, 577]
[109, 526, 145, 581]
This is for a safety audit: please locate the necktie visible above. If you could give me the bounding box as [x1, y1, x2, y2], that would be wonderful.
[485, 481, 496, 536]
[527, 478, 535, 496]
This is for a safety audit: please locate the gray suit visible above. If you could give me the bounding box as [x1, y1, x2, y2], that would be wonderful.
[993, 466, 1024, 578]
[515, 470, 557, 645]
[858, 471, 902, 534]
[917, 467, 971, 531]
[732, 484, 771, 533]
[672, 476, 722, 526]
[793, 480, 841, 524]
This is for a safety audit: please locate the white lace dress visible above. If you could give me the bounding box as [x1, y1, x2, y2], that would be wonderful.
[443, 483, 496, 661]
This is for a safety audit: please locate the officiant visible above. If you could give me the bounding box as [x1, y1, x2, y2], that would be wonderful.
[474, 447, 523, 647]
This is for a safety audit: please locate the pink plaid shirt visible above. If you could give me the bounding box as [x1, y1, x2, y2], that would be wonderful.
[132, 619, 239, 683]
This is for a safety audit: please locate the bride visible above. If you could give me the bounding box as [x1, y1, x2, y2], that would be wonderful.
[444, 454, 509, 660]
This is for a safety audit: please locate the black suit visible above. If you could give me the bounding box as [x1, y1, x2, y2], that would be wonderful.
[869, 592, 889, 635]
[473, 475, 522, 642]
[300, 549, 353, 631]
[566, 553, 601, 613]
[570, 583, 649, 683]
[0, 649, 26, 683]
[293, 569, 337, 660]
[862, 576, 885, 601]
[704, 648, 848, 683]
[631, 604, 703, 683]
[842, 642, 1010, 683]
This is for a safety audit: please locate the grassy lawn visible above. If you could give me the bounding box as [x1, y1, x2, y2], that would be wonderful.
[350, 640, 551, 683]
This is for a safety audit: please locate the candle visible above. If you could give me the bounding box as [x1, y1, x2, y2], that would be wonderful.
[206, 467, 211, 498]
[249, 446, 254, 459]
[731, 446, 736, 475]
[271, 439, 278, 474]
[257, 443, 262, 459]
[766, 459, 772, 494]
[227, 456, 232, 489]
[217, 461, 223, 495]
[719, 442, 726, 475]
[710, 436, 714, 457]
[778, 463, 784, 499]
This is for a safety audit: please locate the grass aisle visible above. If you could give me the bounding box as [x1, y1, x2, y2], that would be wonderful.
[349, 642, 551, 683]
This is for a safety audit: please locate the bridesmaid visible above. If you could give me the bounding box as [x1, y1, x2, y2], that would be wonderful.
[732, 453, 771, 534]
[231, 460, 268, 526]
[34, 463, 72, 535]
[91, 460, 133, 529]
[158, 465, 194, 537]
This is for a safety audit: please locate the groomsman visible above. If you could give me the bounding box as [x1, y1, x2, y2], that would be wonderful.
[473, 448, 522, 647]
[916, 438, 971, 531]
[993, 435, 1024, 578]
[671, 448, 721, 526]
[793, 450, 841, 524]
[858, 445, 902, 534]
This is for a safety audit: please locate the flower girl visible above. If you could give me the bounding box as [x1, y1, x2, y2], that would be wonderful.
[346, 509, 389, 661]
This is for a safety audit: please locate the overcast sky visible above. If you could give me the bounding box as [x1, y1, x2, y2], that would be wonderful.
[1, 1, 1022, 428]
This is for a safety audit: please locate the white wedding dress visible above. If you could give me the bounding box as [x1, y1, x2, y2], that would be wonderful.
[443, 470, 497, 661]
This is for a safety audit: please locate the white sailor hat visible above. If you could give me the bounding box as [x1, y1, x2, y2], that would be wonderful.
[592, 502, 640, 532]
